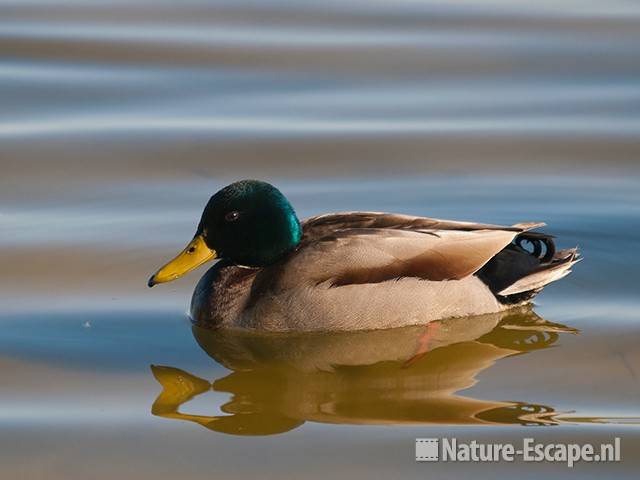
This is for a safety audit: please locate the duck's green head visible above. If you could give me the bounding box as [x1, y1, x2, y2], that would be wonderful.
[148, 180, 302, 287]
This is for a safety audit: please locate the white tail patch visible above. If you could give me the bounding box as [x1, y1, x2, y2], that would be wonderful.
[498, 250, 580, 296]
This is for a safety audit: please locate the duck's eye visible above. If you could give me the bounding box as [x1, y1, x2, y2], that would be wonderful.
[225, 210, 240, 222]
[187, 246, 196, 254]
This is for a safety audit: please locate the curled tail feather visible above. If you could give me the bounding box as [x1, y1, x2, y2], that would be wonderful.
[498, 248, 580, 297]
[476, 223, 580, 305]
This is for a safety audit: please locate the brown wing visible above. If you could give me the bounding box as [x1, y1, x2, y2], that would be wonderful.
[301, 211, 541, 245]
[279, 227, 521, 288]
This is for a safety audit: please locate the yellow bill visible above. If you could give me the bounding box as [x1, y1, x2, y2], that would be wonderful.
[148, 235, 217, 287]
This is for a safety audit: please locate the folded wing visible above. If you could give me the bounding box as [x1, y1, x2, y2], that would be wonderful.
[285, 225, 523, 288]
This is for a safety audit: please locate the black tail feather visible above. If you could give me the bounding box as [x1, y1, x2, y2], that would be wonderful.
[477, 231, 577, 305]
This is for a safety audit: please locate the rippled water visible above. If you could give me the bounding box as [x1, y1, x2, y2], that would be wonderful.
[1, 1, 640, 479]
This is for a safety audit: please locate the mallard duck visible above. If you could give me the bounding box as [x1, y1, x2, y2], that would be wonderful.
[148, 180, 579, 331]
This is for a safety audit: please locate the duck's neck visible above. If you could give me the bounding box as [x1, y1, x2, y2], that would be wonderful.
[236, 211, 302, 268]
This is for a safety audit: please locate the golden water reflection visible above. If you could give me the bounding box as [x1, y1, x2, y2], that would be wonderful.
[151, 310, 579, 436]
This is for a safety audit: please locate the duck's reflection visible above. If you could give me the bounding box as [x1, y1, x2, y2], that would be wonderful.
[151, 309, 577, 435]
